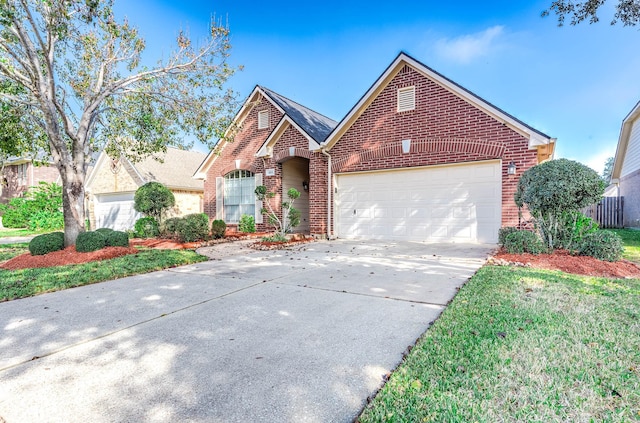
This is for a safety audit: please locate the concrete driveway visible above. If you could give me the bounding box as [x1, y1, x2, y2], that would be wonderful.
[0, 239, 492, 423]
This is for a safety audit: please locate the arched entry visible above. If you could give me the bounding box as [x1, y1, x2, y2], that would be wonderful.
[281, 157, 310, 233]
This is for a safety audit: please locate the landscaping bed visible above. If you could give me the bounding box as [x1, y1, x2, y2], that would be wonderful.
[1, 245, 138, 270]
[490, 248, 640, 279]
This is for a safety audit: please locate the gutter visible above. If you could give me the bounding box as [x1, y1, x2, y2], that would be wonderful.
[321, 148, 332, 239]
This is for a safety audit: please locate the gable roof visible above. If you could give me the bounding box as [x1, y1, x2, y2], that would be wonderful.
[194, 86, 337, 178]
[611, 100, 640, 181]
[321, 52, 555, 151]
[87, 147, 205, 192]
[259, 86, 337, 144]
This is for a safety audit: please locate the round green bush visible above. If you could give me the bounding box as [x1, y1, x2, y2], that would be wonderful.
[504, 230, 546, 255]
[134, 217, 160, 238]
[134, 182, 175, 222]
[104, 230, 130, 247]
[498, 226, 518, 245]
[29, 232, 65, 256]
[177, 213, 209, 242]
[76, 231, 107, 253]
[161, 217, 182, 238]
[211, 219, 226, 239]
[95, 228, 115, 235]
[238, 214, 256, 233]
[578, 230, 623, 262]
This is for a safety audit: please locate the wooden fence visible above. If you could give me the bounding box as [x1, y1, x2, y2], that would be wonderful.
[582, 196, 624, 229]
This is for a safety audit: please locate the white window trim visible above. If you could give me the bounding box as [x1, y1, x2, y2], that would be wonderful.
[258, 110, 269, 129]
[397, 86, 416, 112]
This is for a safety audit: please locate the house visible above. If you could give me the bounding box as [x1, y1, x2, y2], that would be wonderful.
[86, 148, 206, 231]
[608, 101, 640, 228]
[0, 156, 60, 203]
[195, 52, 556, 243]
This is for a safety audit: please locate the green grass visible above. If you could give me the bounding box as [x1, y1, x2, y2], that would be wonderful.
[612, 229, 640, 264]
[0, 247, 208, 301]
[0, 242, 29, 262]
[0, 228, 43, 238]
[358, 266, 640, 423]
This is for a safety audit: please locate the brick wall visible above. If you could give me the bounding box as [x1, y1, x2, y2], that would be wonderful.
[204, 94, 284, 231]
[1, 162, 60, 202]
[328, 64, 538, 227]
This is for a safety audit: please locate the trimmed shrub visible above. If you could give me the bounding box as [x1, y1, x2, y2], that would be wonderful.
[1, 197, 30, 228]
[134, 217, 159, 238]
[177, 213, 209, 242]
[161, 217, 182, 238]
[504, 230, 546, 255]
[29, 232, 65, 256]
[104, 230, 130, 247]
[578, 230, 623, 262]
[498, 227, 518, 245]
[76, 231, 107, 253]
[134, 182, 175, 223]
[95, 228, 114, 235]
[238, 214, 256, 233]
[211, 219, 226, 239]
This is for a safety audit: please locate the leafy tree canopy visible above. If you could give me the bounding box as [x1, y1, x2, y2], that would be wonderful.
[0, 0, 239, 245]
[543, 0, 640, 26]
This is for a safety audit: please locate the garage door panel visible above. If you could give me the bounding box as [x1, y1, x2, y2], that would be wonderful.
[336, 162, 501, 243]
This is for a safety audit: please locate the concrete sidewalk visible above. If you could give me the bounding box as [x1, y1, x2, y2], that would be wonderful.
[0, 239, 492, 423]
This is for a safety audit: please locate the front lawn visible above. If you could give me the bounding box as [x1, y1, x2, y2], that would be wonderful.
[612, 228, 640, 264]
[358, 265, 640, 422]
[0, 245, 208, 301]
[0, 228, 45, 238]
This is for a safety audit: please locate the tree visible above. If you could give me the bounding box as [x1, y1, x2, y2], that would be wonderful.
[0, 0, 238, 245]
[255, 186, 301, 240]
[515, 158, 605, 249]
[602, 156, 614, 182]
[134, 182, 175, 223]
[542, 0, 640, 26]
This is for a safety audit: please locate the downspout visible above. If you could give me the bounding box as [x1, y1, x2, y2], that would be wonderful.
[321, 148, 332, 239]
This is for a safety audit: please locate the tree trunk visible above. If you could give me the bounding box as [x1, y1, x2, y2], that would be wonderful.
[60, 164, 86, 247]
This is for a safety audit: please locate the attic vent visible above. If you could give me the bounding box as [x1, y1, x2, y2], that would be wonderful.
[258, 110, 269, 129]
[397, 86, 415, 112]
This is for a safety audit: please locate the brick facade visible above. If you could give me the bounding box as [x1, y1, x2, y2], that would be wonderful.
[204, 94, 285, 231]
[329, 65, 538, 228]
[1, 161, 60, 202]
[201, 56, 551, 239]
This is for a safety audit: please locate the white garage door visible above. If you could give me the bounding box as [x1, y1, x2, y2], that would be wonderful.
[335, 161, 501, 243]
[94, 193, 142, 231]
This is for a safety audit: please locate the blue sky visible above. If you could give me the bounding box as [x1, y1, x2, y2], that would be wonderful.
[116, 0, 640, 174]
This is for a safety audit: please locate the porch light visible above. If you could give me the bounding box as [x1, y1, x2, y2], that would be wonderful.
[302, 180, 309, 192]
[507, 161, 516, 175]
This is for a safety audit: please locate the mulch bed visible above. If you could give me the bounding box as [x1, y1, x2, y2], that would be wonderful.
[1, 246, 139, 270]
[490, 248, 640, 279]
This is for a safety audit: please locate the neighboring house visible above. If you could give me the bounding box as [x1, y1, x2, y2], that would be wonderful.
[608, 101, 640, 228]
[86, 148, 206, 231]
[0, 156, 60, 203]
[195, 52, 556, 243]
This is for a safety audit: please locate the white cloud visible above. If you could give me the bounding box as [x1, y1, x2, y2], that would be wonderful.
[435, 26, 505, 64]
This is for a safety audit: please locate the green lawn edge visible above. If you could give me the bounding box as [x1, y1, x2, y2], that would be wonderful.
[358, 266, 640, 423]
[0, 248, 208, 301]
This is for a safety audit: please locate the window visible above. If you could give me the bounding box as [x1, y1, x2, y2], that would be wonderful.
[224, 170, 255, 222]
[397, 86, 416, 112]
[257, 110, 269, 129]
[17, 163, 27, 185]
